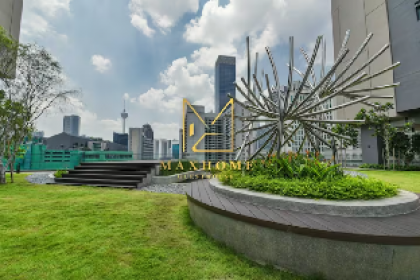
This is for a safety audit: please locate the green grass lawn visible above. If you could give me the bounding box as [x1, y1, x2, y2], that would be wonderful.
[352, 170, 420, 193]
[0, 174, 305, 280]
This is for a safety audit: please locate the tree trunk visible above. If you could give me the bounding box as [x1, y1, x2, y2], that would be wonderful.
[393, 148, 395, 171]
[344, 147, 347, 168]
[0, 158, 6, 184]
[398, 151, 401, 167]
[10, 160, 14, 183]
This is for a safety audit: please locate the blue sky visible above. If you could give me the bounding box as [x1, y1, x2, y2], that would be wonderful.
[21, 0, 333, 141]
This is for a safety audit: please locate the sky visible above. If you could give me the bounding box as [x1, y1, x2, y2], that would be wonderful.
[21, 0, 334, 141]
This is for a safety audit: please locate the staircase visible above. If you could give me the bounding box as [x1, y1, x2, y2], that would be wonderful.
[54, 161, 160, 189]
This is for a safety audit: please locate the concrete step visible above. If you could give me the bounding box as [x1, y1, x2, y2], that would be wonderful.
[80, 162, 158, 167]
[62, 173, 145, 181]
[69, 169, 149, 175]
[54, 177, 140, 187]
[74, 165, 152, 171]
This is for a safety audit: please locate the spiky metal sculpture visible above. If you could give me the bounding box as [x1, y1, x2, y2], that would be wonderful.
[228, 30, 400, 162]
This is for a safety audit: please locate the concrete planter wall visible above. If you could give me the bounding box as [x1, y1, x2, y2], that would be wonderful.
[151, 170, 209, 184]
[188, 199, 420, 280]
[209, 178, 420, 217]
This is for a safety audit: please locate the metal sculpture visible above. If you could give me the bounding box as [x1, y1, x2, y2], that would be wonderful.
[230, 30, 400, 161]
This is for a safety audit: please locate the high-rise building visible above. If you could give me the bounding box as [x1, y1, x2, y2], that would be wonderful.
[171, 140, 179, 159]
[129, 127, 154, 160]
[0, 0, 23, 42]
[143, 123, 154, 140]
[182, 102, 255, 162]
[32, 131, 45, 138]
[153, 139, 171, 160]
[215, 55, 236, 113]
[0, 0, 23, 79]
[63, 115, 81, 136]
[331, 0, 420, 163]
[113, 132, 128, 148]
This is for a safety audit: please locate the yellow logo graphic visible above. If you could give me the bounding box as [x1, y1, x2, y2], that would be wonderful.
[182, 98, 234, 153]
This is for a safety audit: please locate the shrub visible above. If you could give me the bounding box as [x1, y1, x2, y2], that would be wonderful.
[54, 170, 68, 178]
[247, 152, 343, 181]
[218, 170, 398, 200]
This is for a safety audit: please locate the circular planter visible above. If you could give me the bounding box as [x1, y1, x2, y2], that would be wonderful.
[209, 178, 420, 217]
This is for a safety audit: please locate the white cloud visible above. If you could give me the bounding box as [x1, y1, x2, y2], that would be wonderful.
[91, 55, 112, 73]
[184, 0, 333, 73]
[123, 93, 130, 100]
[32, 0, 72, 18]
[136, 57, 214, 114]
[21, 0, 72, 40]
[151, 122, 180, 139]
[129, 0, 199, 36]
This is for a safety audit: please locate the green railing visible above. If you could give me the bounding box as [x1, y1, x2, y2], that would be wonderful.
[2, 144, 134, 171]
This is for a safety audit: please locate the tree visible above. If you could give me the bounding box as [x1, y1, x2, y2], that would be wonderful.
[0, 27, 19, 81]
[390, 131, 411, 166]
[0, 30, 80, 184]
[0, 90, 28, 183]
[411, 134, 420, 158]
[355, 103, 403, 169]
[331, 124, 359, 168]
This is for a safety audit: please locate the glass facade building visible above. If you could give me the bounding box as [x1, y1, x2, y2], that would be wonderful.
[113, 132, 128, 147]
[215, 55, 236, 113]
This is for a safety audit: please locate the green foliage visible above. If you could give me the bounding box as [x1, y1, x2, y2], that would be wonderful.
[331, 124, 359, 148]
[54, 170, 68, 178]
[247, 153, 343, 182]
[0, 26, 19, 80]
[390, 131, 411, 156]
[359, 163, 420, 171]
[411, 134, 420, 156]
[219, 170, 398, 200]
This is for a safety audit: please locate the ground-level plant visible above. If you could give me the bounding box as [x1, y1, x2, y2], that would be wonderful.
[54, 170, 68, 178]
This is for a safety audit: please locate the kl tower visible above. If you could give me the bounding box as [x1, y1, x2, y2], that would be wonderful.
[121, 100, 128, 133]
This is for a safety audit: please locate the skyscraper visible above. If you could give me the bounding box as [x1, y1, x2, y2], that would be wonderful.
[63, 115, 81, 136]
[215, 55, 236, 113]
[0, 0, 23, 42]
[143, 123, 154, 140]
[0, 0, 23, 79]
[113, 132, 128, 148]
[129, 127, 154, 160]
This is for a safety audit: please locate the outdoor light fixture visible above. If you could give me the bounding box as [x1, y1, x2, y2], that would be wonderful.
[231, 30, 400, 161]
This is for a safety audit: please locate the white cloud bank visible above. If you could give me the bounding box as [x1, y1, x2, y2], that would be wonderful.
[21, 0, 72, 39]
[133, 0, 334, 140]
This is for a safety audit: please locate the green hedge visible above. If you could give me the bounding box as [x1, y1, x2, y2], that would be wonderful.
[218, 171, 398, 200]
[360, 163, 420, 171]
